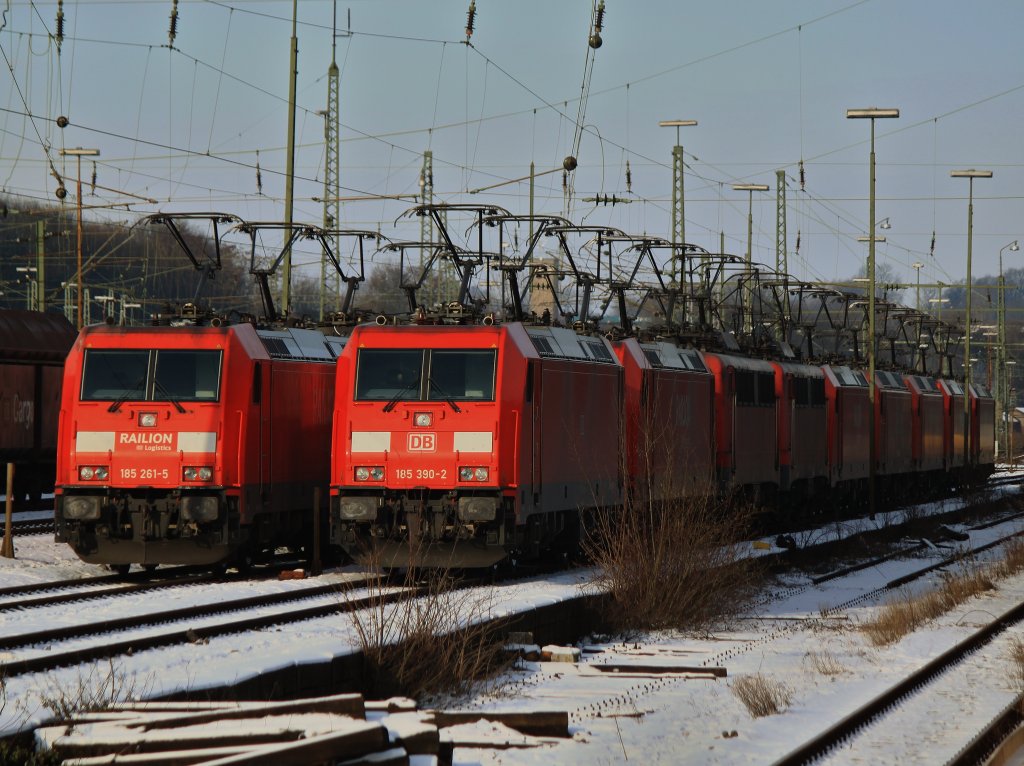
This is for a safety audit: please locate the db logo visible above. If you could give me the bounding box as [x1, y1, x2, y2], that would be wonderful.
[407, 433, 436, 452]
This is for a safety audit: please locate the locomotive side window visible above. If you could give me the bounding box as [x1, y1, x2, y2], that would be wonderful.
[793, 376, 826, 407]
[735, 370, 775, 407]
[153, 350, 222, 401]
[355, 349, 424, 400]
[81, 350, 149, 401]
[428, 350, 496, 401]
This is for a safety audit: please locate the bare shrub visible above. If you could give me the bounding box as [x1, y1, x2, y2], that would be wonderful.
[732, 674, 792, 717]
[805, 649, 845, 676]
[348, 560, 511, 701]
[34, 659, 152, 722]
[584, 488, 758, 631]
[583, 417, 760, 632]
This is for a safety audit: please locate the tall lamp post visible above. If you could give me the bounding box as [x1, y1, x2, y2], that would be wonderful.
[846, 107, 899, 519]
[59, 147, 101, 329]
[732, 183, 769, 335]
[999, 240, 1020, 459]
[658, 119, 697, 284]
[951, 168, 993, 465]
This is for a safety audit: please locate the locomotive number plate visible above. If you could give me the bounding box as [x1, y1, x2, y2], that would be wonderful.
[395, 468, 448, 480]
[119, 467, 170, 480]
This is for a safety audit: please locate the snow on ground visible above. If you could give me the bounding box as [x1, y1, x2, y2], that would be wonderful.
[0, 478, 1022, 763]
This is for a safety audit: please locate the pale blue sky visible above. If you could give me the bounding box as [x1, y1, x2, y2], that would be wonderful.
[1, 0, 1022, 292]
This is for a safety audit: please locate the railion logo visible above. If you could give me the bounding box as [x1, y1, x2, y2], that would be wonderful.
[407, 432, 436, 452]
[119, 432, 175, 452]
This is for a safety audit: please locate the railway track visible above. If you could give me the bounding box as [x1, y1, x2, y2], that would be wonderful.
[0, 573, 391, 679]
[0, 566, 228, 610]
[772, 598, 1024, 765]
[9, 517, 54, 536]
[568, 516, 1024, 733]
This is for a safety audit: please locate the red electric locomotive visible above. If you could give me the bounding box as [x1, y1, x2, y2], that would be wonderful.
[55, 317, 343, 571]
[873, 370, 914, 489]
[702, 353, 779, 493]
[904, 373, 946, 477]
[0, 309, 76, 506]
[823, 365, 871, 493]
[330, 322, 622, 567]
[969, 383, 996, 477]
[938, 378, 968, 477]
[771, 361, 829, 497]
[612, 338, 714, 499]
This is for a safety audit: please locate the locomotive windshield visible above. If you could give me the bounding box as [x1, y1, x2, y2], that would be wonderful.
[81, 349, 223, 402]
[356, 348, 496, 402]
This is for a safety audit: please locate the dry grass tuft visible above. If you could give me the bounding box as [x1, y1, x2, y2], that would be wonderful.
[732, 673, 792, 717]
[1007, 636, 1024, 691]
[805, 649, 845, 677]
[347, 561, 510, 701]
[862, 559, 998, 647]
[992, 536, 1024, 579]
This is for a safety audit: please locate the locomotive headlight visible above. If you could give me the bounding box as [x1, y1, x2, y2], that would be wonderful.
[94, 467, 109, 481]
[138, 412, 158, 428]
[183, 467, 198, 481]
[459, 466, 489, 482]
[197, 466, 213, 481]
[182, 466, 213, 482]
[79, 466, 95, 481]
[414, 412, 433, 427]
[354, 466, 383, 482]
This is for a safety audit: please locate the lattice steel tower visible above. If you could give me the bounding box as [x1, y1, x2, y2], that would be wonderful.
[775, 169, 787, 276]
[319, 5, 341, 320]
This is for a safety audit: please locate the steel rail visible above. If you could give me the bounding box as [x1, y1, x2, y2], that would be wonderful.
[772, 599, 1024, 765]
[0, 583, 411, 680]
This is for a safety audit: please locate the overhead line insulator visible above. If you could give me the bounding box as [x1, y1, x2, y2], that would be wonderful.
[465, 1, 476, 42]
[55, 0, 64, 53]
[168, 0, 179, 48]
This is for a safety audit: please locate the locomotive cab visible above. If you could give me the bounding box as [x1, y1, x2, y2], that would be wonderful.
[332, 331, 503, 567]
[55, 323, 340, 570]
[330, 322, 623, 568]
[56, 334, 233, 566]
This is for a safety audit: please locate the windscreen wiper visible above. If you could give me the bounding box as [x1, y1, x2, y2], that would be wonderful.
[153, 378, 187, 413]
[427, 378, 462, 413]
[382, 377, 420, 413]
[107, 377, 146, 413]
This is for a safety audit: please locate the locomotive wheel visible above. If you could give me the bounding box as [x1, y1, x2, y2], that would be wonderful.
[110, 564, 131, 576]
[143, 564, 158, 573]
